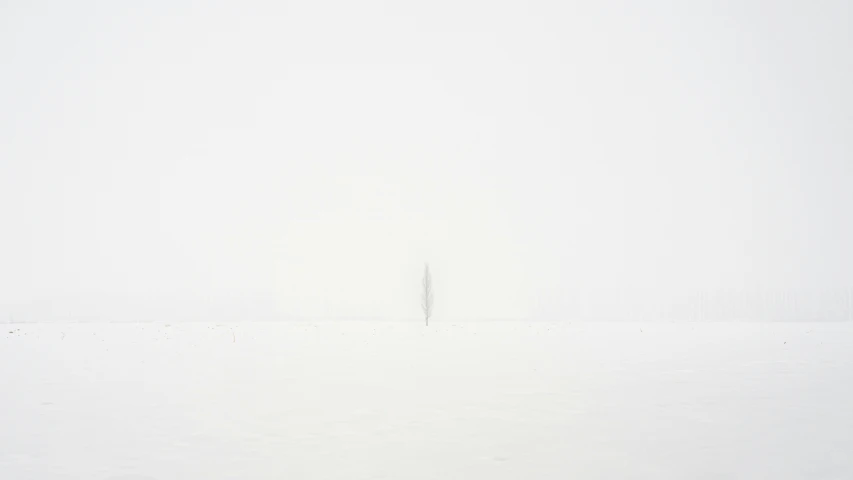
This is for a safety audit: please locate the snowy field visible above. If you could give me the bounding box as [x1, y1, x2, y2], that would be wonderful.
[1, 321, 851, 480]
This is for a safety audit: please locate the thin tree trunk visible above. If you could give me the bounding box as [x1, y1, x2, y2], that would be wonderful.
[422, 263, 433, 327]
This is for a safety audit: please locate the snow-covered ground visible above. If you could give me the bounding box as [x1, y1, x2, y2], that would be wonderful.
[1, 321, 851, 479]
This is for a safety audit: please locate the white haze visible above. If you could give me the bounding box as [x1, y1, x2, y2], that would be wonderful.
[1, 0, 851, 322]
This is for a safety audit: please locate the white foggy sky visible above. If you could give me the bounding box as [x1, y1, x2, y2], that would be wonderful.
[1, 1, 851, 321]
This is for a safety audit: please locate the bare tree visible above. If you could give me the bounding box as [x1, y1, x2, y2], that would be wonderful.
[421, 263, 433, 326]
